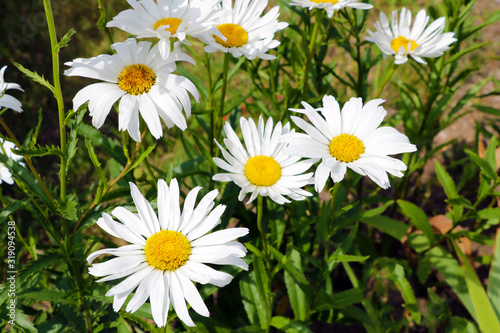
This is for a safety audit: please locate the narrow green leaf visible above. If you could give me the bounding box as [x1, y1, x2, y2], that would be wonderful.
[0, 198, 29, 224]
[244, 242, 267, 262]
[454, 242, 500, 332]
[435, 161, 459, 199]
[477, 208, 500, 220]
[14, 145, 64, 158]
[0, 153, 56, 212]
[79, 122, 127, 166]
[85, 137, 107, 186]
[66, 106, 86, 173]
[29, 108, 43, 148]
[19, 289, 77, 305]
[425, 246, 476, 321]
[361, 215, 409, 241]
[487, 228, 500, 319]
[129, 143, 156, 171]
[445, 42, 491, 65]
[284, 249, 308, 321]
[13, 62, 55, 95]
[485, 136, 498, 172]
[473, 104, 500, 117]
[465, 149, 498, 181]
[327, 254, 369, 263]
[270, 316, 312, 333]
[55, 28, 75, 52]
[398, 200, 435, 244]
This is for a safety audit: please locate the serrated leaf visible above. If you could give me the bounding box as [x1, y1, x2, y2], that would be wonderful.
[55, 28, 75, 52]
[19, 289, 77, 305]
[14, 145, 64, 158]
[66, 106, 86, 174]
[477, 208, 500, 220]
[56, 194, 79, 221]
[120, 312, 156, 332]
[14, 62, 55, 95]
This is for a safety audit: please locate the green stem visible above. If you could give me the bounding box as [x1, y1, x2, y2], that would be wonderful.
[43, 0, 67, 202]
[375, 63, 397, 99]
[256, 195, 271, 271]
[330, 182, 340, 223]
[218, 53, 231, 140]
[205, 53, 216, 159]
[301, 10, 322, 101]
[67, 240, 92, 332]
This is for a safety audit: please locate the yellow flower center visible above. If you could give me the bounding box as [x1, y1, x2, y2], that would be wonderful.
[244, 155, 282, 187]
[310, 0, 339, 3]
[144, 230, 191, 271]
[391, 36, 419, 53]
[154, 17, 182, 35]
[214, 23, 248, 48]
[329, 134, 365, 163]
[117, 64, 156, 95]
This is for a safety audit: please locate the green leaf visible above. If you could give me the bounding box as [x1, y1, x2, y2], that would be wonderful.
[485, 136, 498, 173]
[487, 229, 500, 319]
[29, 108, 43, 148]
[465, 149, 498, 181]
[55, 28, 75, 52]
[361, 215, 409, 241]
[85, 137, 107, 186]
[0, 198, 29, 224]
[19, 289, 77, 305]
[446, 317, 479, 333]
[66, 106, 86, 174]
[327, 254, 370, 263]
[129, 144, 156, 171]
[79, 122, 127, 166]
[96, 0, 107, 30]
[120, 312, 156, 333]
[453, 242, 500, 332]
[0, 153, 56, 212]
[477, 208, 500, 220]
[435, 161, 459, 199]
[13, 62, 55, 95]
[445, 42, 491, 65]
[473, 104, 500, 117]
[424, 246, 476, 321]
[270, 316, 312, 333]
[55, 194, 79, 221]
[14, 309, 37, 332]
[14, 145, 64, 158]
[284, 249, 308, 321]
[398, 200, 435, 244]
[240, 256, 271, 329]
[244, 242, 267, 262]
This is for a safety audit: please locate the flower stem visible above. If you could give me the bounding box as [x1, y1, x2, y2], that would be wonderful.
[301, 10, 322, 101]
[256, 195, 271, 271]
[375, 63, 397, 99]
[43, 0, 67, 202]
[218, 53, 231, 138]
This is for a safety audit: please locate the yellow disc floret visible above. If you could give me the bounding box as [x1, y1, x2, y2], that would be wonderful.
[391, 36, 419, 53]
[310, 0, 339, 3]
[144, 230, 191, 271]
[244, 155, 282, 186]
[214, 23, 248, 48]
[329, 134, 365, 163]
[118, 64, 156, 95]
[154, 17, 182, 35]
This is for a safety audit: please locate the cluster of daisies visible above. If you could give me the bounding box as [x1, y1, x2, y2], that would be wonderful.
[0, 0, 458, 329]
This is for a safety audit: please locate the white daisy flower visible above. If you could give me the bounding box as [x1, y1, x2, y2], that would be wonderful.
[366, 7, 457, 65]
[213, 116, 314, 204]
[64, 38, 199, 142]
[107, 0, 228, 59]
[284, 95, 417, 191]
[87, 178, 249, 327]
[202, 0, 288, 60]
[290, 0, 372, 19]
[0, 139, 24, 185]
[0, 66, 24, 113]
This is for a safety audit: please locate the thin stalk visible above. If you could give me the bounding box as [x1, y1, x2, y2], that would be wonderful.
[256, 195, 271, 271]
[301, 10, 322, 101]
[72, 128, 148, 233]
[218, 53, 231, 140]
[205, 53, 216, 159]
[330, 182, 340, 222]
[43, 0, 67, 202]
[375, 63, 397, 99]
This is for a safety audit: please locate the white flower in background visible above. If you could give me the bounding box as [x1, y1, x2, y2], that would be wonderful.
[284, 95, 417, 191]
[107, 0, 228, 59]
[290, 0, 372, 19]
[366, 7, 457, 65]
[0, 66, 24, 113]
[0, 139, 24, 185]
[213, 116, 314, 204]
[202, 0, 288, 60]
[87, 178, 249, 327]
[64, 38, 199, 142]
